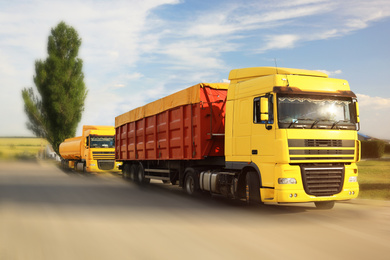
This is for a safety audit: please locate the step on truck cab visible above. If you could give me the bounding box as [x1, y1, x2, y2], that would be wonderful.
[115, 67, 360, 209]
[60, 125, 122, 173]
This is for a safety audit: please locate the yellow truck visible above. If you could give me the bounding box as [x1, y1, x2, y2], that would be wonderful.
[115, 67, 360, 209]
[59, 125, 121, 173]
[225, 67, 360, 209]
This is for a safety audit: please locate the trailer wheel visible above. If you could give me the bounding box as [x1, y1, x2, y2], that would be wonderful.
[184, 169, 199, 195]
[246, 171, 262, 205]
[137, 164, 150, 184]
[122, 164, 130, 180]
[129, 164, 138, 182]
[314, 201, 335, 210]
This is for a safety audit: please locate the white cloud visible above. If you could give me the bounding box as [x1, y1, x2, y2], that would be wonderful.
[252, 0, 390, 51]
[260, 34, 301, 52]
[126, 72, 144, 80]
[356, 93, 390, 139]
[0, 0, 180, 136]
[1, 0, 390, 140]
[356, 94, 390, 110]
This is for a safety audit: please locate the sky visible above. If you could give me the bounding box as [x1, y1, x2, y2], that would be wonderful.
[0, 0, 390, 139]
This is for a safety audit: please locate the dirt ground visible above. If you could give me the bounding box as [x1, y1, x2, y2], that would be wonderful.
[1, 161, 389, 260]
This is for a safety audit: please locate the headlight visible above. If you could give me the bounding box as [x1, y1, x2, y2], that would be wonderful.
[278, 178, 297, 184]
[349, 176, 358, 182]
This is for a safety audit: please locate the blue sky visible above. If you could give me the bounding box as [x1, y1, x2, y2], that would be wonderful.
[1, 0, 390, 139]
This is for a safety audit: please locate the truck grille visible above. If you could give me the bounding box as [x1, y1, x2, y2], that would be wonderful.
[98, 160, 115, 170]
[93, 151, 115, 160]
[301, 165, 344, 196]
[306, 139, 342, 147]
[288, 139, 355, 162]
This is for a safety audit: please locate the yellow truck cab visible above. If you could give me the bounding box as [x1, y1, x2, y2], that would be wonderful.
[225, 67, 360, 208]
[59, 125, 122, 173]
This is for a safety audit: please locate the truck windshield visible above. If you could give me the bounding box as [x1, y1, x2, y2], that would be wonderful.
[90, 136, 115, 148]
[278, 95, 356, 129]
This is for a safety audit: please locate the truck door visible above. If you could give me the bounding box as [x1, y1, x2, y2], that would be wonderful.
[251, 94, 275, 160]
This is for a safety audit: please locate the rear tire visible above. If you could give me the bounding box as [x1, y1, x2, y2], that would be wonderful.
[137, 164, 150, 184]
[122, 164, 130, 180]
[184, 169, 199, 195]
[315, 201, 335, 210]
[129, 164, 138, 182]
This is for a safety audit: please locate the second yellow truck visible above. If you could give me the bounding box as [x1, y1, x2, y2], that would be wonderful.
[60, 125, 121, 173]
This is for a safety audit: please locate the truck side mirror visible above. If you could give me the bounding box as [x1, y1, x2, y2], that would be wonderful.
[355, 102, 360, 123]
[260, 97, 269, 121]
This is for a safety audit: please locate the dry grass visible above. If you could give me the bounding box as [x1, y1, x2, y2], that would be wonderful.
[357, 157, 390, 200]
[0, 137, 48, 159]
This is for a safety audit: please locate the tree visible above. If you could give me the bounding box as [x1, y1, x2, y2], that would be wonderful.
[22, 21, 87, 154]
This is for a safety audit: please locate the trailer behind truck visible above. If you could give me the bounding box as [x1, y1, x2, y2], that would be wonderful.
[115, 67, 360, 209]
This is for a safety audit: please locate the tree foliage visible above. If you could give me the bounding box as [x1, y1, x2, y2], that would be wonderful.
[22, 21, 87, 154]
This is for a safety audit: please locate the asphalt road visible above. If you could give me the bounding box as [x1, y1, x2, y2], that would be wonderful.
[0, 161, 389, 260]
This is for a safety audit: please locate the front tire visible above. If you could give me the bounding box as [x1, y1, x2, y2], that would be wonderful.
[246, 171, 262, 205]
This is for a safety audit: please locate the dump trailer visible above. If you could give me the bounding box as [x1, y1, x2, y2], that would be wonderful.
[115, 68, 360, 209]
[60, 125, 121, 173]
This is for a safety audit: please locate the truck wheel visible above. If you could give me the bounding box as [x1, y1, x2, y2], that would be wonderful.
[246, 171, 262, 205]
[184, 169, 199, 195]
[129, 164, 138, 182]
[137, 164, 150, 184]
[83, 164, 86, 173]
[315, 201, 335, 210]
[122, 164, 130, 180]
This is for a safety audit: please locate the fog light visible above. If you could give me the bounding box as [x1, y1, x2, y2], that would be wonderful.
[289, 194, 293, 198]
[349, 191, 352, 195]
[294, 193, 298, 197]
[352, 191, 355, 195]
[278, 178, 297, 184]
[349, 176, 357, 182]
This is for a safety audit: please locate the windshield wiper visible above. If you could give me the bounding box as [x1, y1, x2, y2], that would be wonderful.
[311, 120, 319, 129]
[311, 118, 329, 129]
[288, 118, 310, 128]
[331, 120, 349, 129]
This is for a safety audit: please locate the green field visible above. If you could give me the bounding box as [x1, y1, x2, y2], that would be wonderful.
[357, 157, 390, 200]
[0, 137, 48, 160]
